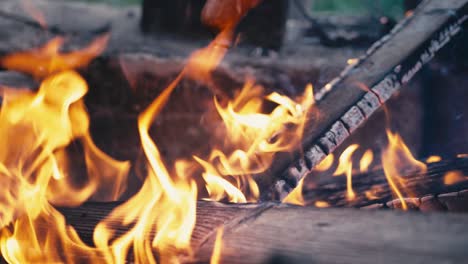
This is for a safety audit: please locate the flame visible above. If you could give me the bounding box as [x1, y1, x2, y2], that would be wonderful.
[426, 155, 442, 163]
[315, 154, 334, 172]
[0, 34, 130, 262]
[0, 35, 109, 79]
[0, 70, 130, 262]
[360, 150, 373, 173]
[282, 179, 305, 206]
[381, 130, 426, 211]
[334, 144, 359, 201]
[443, 171, 466, 185]
[314, 201, 330, 208]
[196, 82, 315, 202]
[0, 4, 316, 262]
[210, 227, 224, 264]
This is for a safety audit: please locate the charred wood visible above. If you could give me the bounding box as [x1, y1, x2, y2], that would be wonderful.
[302, 157, 468, 208]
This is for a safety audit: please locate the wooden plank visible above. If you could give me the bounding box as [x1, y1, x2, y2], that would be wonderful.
[193, 205, 468, 264]
[53, 201, 468, 263]
[273, 0, 468, 200]
[302, 158, 468, 208]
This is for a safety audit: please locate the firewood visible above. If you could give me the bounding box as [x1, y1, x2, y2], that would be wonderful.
[52, 201, 468, 263]
[302, 158, 468, 208]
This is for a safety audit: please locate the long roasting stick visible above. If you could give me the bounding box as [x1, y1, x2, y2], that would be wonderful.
[267, 0, 468, 200]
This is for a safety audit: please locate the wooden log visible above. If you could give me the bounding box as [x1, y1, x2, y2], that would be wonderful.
[54, 201, 468, 263]
[273, 0, 468, 200]
[302, 158, 468, 208]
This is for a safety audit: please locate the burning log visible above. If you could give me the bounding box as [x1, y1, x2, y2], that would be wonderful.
[302, 157, 468, 208]
[272, 0, 468, 200]
[51, 200, 468, 263]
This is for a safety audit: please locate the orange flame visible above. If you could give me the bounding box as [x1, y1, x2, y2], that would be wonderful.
[210, 227, 224, 264]
[0, 70, 130, 263]
[315, 154, 334, 172]
[195, 82, 315, 202]
[443, 171, 466, 185]
[282, 179, 305, 206]
[381, 130, 426, 210]
[426, 155, 442, 163]
[314, 201, 330, 208]
[334, 144, 359, 201]
[360, 150, 374, 173]
[0, 35, 109, 79]
[0, 4, 317, 261]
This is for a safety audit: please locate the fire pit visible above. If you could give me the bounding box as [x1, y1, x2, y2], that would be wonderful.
[0, 0, 467, 263]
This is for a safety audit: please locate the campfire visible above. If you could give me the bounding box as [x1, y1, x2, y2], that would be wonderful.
[0, 0, 467, 263]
